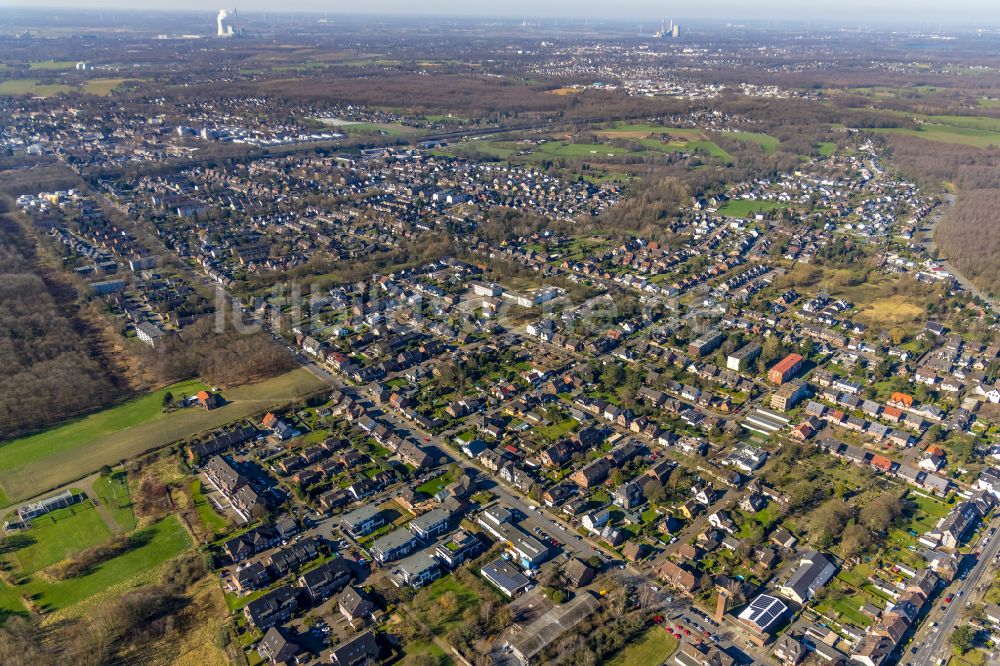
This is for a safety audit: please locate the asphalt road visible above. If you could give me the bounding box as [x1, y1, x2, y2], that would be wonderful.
[911, 515, 1000, 666]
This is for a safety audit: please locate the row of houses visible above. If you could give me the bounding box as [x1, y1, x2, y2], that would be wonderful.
[815, 439, 951, 496]
[243, 561, 357, 630]
[204, 455, 264, 523]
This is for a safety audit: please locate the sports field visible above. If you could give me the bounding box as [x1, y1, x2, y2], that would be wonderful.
[93, 470, 137, 531]
[13, 515, 191, 613]
[12, 502, 112, 574]
[0, 368, 327, 506]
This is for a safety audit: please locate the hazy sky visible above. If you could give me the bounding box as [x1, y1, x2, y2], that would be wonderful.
[0, 0, 994, 25]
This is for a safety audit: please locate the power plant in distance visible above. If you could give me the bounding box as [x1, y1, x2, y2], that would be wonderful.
[217, 9, 242, 37]
[654, 19, 680, 38]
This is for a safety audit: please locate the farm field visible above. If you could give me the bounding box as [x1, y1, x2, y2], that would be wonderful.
[81, 77, 138, 95]
[28, 60, 77, 70]
[726, 131, 780, 153]
[873, 126, 1000, 149]
[0, 368, 327, 506]
[596, 124, 732, 158]
[0, 79, 73, 96]
[910, 113, 1000, 132]
[547, 86, 582, 95]
[440, 139, 519, 159]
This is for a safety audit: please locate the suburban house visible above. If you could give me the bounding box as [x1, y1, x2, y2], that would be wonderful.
[779, 550, 837, 604]
[329, 631, 380, 666]
[244, 585, 299, 630]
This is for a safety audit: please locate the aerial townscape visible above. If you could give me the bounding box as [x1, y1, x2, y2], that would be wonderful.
[3, 3, 1000, 666]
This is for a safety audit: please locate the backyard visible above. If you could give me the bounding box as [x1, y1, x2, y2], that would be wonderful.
[607, 626, 678, 666]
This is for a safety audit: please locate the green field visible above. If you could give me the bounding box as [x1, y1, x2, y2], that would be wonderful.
[871, 111, 1000, 148]
[597, 123, 731, 159]
[598, 123, 704, 139]
[402, 640, 454, 666]
[0, 368, 328, 506]
[93, 471, 136, 531]
[537, 141, 644, 158]
[439, 122, 732, 164]
[863, 109, 1000, 147]
[82, 78, 138, 96]
[634, 137, 731, 161]
[719, 199, 789, 217]
[344, 121, 414, 136]
[0, 378, 206, 504]
[817, 141, 837, 156]
[0, 79, 73, 96]
[0, 582, 25, 621]
[416, 471, 455, 497]
[536, 418, 579, 442]
[727, 131, 780, 153]
[874, 125, 1000, 149]
[607, 627, 678, 666]
[28, 60, 77, 70]
[411, 574, 492, 636]
[191, 479, 229, 533]
[815, 588, 875, 628]
[11, 502, 112, 574]
[912, 113, 1000, 133]
[438, 140, 518, 159]
[14, 515, 191, 612]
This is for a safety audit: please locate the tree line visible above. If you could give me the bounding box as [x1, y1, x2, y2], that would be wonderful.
[0, 216, 120, 440]
[133, 317, 295, 389]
